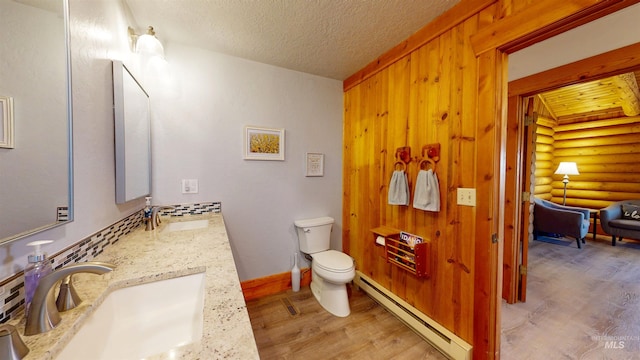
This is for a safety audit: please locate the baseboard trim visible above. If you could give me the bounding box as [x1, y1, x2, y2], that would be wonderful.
[241, 268, 312, 301]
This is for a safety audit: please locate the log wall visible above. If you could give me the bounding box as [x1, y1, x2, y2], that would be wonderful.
[534, 116, 557, 200]
[551, 116, 640, 208]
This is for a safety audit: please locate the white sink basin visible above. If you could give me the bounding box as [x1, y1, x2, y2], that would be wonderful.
[56, 272, 205, 360]
[164, 219, 209, 232]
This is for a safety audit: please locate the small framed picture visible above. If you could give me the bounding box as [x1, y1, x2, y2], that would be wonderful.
[244, 126, 285, 161]
[0, 96, 15, 149]
[305, 152, 324, 177]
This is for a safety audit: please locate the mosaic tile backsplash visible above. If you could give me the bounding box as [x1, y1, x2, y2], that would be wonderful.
[0, 202, 221, 324]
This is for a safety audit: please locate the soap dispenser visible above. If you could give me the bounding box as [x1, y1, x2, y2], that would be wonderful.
[24, 240, 53, 316]
[144, 197, 154, 231]
[144, 196, 153, 219]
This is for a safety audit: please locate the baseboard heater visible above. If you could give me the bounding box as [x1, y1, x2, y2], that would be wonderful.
[354, 271, 472, 360]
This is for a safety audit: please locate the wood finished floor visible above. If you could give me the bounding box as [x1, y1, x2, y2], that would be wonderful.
[502, 235, 640, 360]
[247, 235, 640, 360]
[246, 286, 447, 360]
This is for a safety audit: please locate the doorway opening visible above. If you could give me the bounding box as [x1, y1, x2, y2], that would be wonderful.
[500, 42, 640, 358]
[504, 62, 640, 303]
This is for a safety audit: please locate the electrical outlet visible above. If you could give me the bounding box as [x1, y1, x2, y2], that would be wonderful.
[181, 179, 199, 194]
[457, 188, 476, 206]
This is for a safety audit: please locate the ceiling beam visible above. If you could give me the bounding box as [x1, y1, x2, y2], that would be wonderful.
[537, 94, 558, 121]
[613, 73, 640, 116]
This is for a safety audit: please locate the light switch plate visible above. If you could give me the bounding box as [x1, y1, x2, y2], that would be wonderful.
[182, 179, 199, 194]
[457, 188, 476, 206]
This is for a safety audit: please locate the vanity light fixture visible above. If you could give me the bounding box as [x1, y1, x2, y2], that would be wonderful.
[128, 26, 165, 58]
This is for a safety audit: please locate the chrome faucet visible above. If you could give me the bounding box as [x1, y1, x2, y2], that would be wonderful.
[24, 261, 115, 336]
[0, 324, 29, 360]
[145, 205, 175, 231]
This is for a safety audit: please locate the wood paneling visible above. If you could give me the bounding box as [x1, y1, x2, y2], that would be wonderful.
[343, 0, 639, 359]
[473, 45, 506, 360]
[343, 0, 496, 92]
[471, 0, 640, 55]
[343, 12, 484, 344]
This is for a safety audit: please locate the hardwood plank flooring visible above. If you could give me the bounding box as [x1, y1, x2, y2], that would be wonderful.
[247, 235, 640, 360]
[501, 235, 640, 360]
[246, 286, 447, 360]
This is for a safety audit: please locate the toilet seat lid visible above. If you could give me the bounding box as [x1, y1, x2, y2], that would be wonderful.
[313, 250, 354, 272]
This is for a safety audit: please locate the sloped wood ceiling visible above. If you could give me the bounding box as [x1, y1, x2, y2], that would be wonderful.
[532, 69, 640, 209]
[538, 71, 640, 124]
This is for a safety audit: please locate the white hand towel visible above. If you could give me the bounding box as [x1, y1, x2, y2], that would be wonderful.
[413, 169, 440, 212]
[388, 170, 410, 205]
[413, 170, 429, 209]
[426, 169, 441, 212]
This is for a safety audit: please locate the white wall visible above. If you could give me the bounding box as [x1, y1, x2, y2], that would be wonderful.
[509, 3, 640, 81]
[0, 1, 67, 238]
[149, 44, 344, 281]
[0, 0, 144, 278]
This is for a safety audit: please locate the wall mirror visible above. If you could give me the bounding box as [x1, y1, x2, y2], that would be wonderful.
[113, 60, 151, 203]
[0, 0, 73, 244]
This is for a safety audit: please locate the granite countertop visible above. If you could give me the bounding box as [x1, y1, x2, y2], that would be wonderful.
[12, 213, 260, 360]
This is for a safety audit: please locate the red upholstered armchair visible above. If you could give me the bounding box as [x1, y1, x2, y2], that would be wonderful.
[533, 197, 591, 249]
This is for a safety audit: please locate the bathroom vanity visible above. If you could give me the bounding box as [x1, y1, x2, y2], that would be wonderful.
[10, 213, 259, 360]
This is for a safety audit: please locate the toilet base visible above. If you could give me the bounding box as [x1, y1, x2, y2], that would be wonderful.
[310, 271, 351, 317]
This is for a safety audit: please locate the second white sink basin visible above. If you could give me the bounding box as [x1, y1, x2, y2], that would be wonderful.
[164, 219, 209, 232]
[56, 272, 205, 360]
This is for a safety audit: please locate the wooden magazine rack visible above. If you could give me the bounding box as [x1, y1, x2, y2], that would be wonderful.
[371, 226, 430, 278]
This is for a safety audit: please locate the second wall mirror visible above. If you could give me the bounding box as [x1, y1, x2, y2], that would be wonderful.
[113, 60, 151, 204]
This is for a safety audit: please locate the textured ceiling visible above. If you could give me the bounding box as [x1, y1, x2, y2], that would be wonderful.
[124, 0, 460, 80]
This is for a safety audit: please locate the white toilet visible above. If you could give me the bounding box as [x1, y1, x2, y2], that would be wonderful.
[294, 216, 355, 317]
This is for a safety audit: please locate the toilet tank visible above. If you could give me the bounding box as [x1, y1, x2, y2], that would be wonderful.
[294, 217, 334, 254]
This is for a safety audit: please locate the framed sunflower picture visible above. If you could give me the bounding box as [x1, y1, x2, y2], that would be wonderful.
[244, 126, 285, 161]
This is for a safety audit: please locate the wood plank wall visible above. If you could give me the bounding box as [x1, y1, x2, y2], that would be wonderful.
[551, 116, 640, 208]
[343, 0, 639, 358]
[343, 9, 487, 345]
